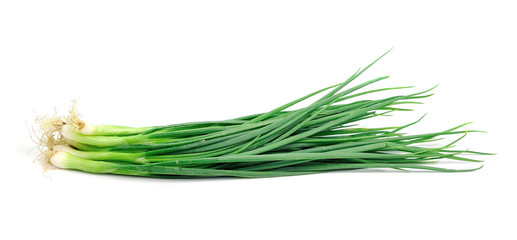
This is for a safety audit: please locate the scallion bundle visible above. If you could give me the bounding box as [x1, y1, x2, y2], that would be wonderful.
[34, 50, 489, 178]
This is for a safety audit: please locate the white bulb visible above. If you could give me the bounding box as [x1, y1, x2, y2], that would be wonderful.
[79, 121, 96, 135]
[50, 152, 68, 169]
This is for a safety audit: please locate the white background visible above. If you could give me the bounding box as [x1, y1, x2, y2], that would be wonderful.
[1, 1, 515, 239]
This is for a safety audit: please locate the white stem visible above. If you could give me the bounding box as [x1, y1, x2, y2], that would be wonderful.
[50, 151, 68, 169]
[79, 121, 96, 135]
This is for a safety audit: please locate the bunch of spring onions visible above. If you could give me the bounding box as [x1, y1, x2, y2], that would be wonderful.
[35, 51, 489, 178]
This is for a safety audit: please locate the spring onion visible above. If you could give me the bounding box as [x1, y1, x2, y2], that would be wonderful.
[34, 50, 490, 178]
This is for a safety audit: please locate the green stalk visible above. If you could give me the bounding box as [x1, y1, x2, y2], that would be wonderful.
[276, 162, 482, 173]
[80, 123, 154, 136]
[61, 125, 150, 147]
[53, 145, 145, 164]
[50, 152, 315, 178]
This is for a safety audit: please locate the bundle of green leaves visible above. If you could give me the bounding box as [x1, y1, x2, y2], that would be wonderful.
[34, 50, 489, 178]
